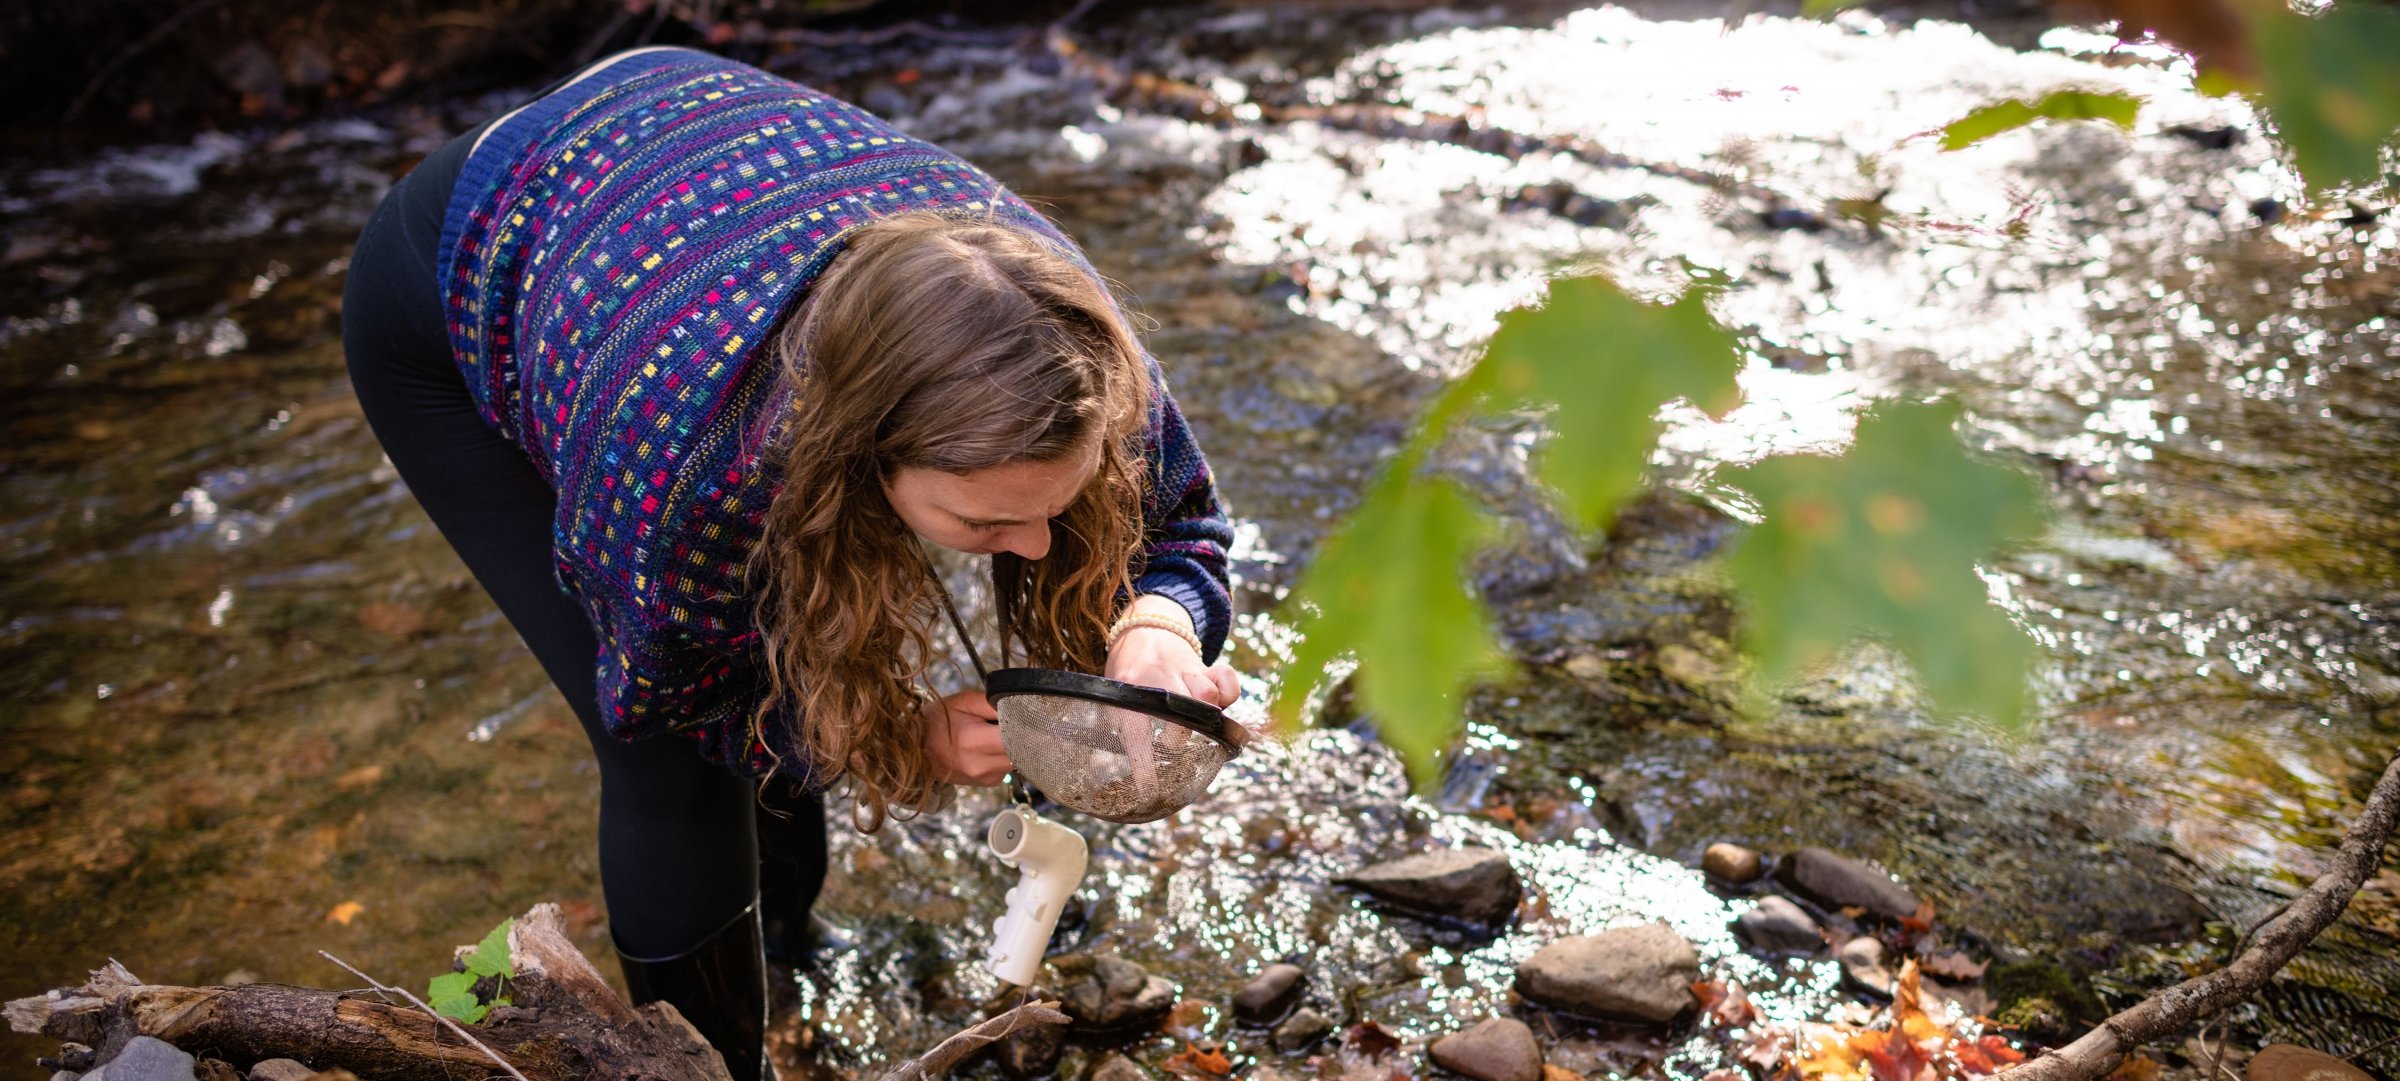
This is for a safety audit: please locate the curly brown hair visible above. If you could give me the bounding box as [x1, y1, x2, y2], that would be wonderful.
[746, 210, 1153, 830]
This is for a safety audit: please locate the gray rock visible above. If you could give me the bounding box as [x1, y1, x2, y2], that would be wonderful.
[1513, 923, 1698, 1024]
[1055, 955, 1177, 1031]
[1427, 1017, 1542, 1081]
[246, 1061, 314, 1081]
[1775, 848, 1921, 921]
[1337, 847, 1522, 926]
[1232, 963, 1306, 1025]
[92, 1038, 195, 1081]
[54, 1073, 80, 1081]
[1086, 1053, 1150, 1081]
[1836, 936, 1895, 996]
[999, 1020, 1063, 1079]
[1732, 896, 1824, 954]
[1700, 843, 1763, 884]
[1270, 1007, 1335, 1052]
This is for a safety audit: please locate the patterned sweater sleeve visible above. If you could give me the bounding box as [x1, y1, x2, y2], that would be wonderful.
[1132, 355, 1236, 663]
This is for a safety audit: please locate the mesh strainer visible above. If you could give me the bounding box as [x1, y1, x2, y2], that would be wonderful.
[985, 668, 1249, 824]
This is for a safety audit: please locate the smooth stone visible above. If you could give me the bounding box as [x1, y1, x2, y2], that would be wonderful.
[1836, 936, 1896, 996]
[1336, 847, 1522, 926]
[1701, 843, 1763, 884]
[1232, 963, 1307, 1025]
[1086, 1053, 1150, 1081]
[1708, 840, 1766, 884]
[1270, 1007, 1335, 1052]
[2248, 1045, 2374, 1081]
[1056, 955, 1177, 1031]
[247, 1062, 314, 1081]
[1733, 896, 1824, 954]
[1427, 1017, 1543, 1081]
[1776, 848, 1921, 921]
[93, 1038, 195, 1081]
[1513, 923, 1699, 1024]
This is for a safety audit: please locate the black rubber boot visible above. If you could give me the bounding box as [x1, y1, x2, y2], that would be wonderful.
[757, 779, 831, 968]
[616, 904, 770, 1081]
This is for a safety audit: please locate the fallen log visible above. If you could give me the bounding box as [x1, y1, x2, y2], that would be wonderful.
[9, 902, 1075, 1081]
[6, 903, 732, 1081]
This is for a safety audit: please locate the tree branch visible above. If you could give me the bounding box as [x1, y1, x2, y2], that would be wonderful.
[2002, 749, 2400, 1081]
[875, 999, 1070, 1081]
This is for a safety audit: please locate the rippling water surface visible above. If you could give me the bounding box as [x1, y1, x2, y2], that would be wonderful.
[2, 3, 2394, 1075]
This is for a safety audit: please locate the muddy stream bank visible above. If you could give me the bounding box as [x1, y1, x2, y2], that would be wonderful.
[2, 3, 2395, 1077]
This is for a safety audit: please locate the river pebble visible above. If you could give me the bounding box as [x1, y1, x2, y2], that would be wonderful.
[1271, 1007, 1335, 1052]
[1232, 962, 1306, 1025]
[1775, 847, 1921, 921]
[1335, 847, 1522, 926]
[245, 1062, 313, 1081]
[1513, 923, 1699, 1023]
[1701, 842, 1763, 883]
[1428, 1017, 1543, 1081]
[1733, 895, 1824, 954]
[1086, 1053, 1151, 1081]
[82, 1037, 195, 1081]
[1053, 954, 1177, 1032]
[1835, 936, 1896, 996]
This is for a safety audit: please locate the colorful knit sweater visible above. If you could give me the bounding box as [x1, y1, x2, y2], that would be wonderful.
[437, 48, 1232, 775]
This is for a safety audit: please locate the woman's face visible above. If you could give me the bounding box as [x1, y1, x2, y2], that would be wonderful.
[883, 447, 1099, 561]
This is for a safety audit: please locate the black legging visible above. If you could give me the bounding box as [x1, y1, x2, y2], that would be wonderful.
[343, 120, 825, 960]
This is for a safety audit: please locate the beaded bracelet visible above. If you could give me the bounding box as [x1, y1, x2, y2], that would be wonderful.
[1106, 610, 1205, 658]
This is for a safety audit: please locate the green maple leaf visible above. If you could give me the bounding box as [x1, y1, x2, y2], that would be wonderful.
[1482, 277, 1744, 529]
[465, 918, 515, 979]
[2250, 2, 2400, 194]
[1940, 90, 2141, 152]
[1721, 401, 2046, 728]
[1271, 460, 1506, 785]
[427, 970, 488, 1023]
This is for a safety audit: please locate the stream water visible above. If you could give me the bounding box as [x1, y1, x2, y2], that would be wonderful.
[2, 3, 2395, 1077]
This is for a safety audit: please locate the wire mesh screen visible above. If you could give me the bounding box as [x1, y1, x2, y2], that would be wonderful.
[996, 693, 1235, 823]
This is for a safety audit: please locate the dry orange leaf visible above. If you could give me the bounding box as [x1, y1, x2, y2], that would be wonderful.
[325, 900, 364, 926]
[1921, 950, 1988, 982]
[1162, 1041, 1232, 1077]
[1541, 1065, 1587, 1081]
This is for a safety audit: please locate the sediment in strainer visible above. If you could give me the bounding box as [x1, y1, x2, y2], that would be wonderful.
[985, 668, 1249, 824]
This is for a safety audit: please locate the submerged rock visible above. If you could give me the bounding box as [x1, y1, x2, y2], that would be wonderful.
[1336, 847, 1522, 926]
[1835, 936, 1895, 996]
[1732, 895, 1823, 954]
[1271, 1007, 1335, 1052]
[1086, 1053, 1150, 1081]
[1233, 963, 1307, 1025]
[1053, 954, 1177, 1031]
[1701, 843, 1763, 884]
[1513, 923, 1698, 1023]
[999, 1021, 1064, 1079]
[1428, 1017, 1542, 1081]
[1775, 848, 1920, 921]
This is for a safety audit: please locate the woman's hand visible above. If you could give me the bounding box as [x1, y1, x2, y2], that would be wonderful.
[1104, 596, 1238, 707]
[923, 688, 1008, 785]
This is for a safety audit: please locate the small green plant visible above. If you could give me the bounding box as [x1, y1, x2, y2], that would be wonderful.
[427, 918, 515, 1024]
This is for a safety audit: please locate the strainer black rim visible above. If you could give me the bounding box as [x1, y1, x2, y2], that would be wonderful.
[984, 668, 1249, 756]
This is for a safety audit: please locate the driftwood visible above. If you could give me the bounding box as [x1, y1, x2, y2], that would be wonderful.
[2003, 749, 2400, 1081]
[8, 902, 1075, 1081]
[6, 904, 731, 1081]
